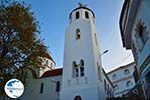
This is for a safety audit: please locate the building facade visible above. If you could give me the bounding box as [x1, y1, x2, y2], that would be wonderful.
[38, 56, 56, 77]
[20, 68, 62, 100]
[119, 0, 150, 99]
[102, 69, 114, 99]
[60, 4, 110, 100]
[20, 4, 114, 100]
[107, 62, 136, 97]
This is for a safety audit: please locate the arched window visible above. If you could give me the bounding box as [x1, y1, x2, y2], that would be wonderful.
[80, 67, 84, 77]
[112, 74, 117, 80]
[76, 11, 79, 19]
[73, 61, 77, 67]
[80, 59, 84, 66]
[73, 60, 85, 77]
[114, 84, 119, 91]
[74, 96, 82, 100]
[40, 83, 44, 93]
[56, 81, 60, 92]
[45, 60, 48, 66]
[51, 62, 53, 67]
[126, 80, 132, 87]
[76, 29, 80, 40]
[124, 69, 129, 75]
[85, 11, 89, 19]
[80, 59, 84, 77]
[73, 61, 78, 77]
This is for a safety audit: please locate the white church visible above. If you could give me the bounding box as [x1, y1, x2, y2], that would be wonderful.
[20, 4, 114, 100]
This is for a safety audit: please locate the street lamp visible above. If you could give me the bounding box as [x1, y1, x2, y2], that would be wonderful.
[100, 50, 109, 56]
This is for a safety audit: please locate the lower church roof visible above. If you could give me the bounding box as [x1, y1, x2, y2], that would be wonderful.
[41, 68, 63, 78]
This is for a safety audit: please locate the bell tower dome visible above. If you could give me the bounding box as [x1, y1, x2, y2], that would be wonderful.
[69, 3, 95, 24]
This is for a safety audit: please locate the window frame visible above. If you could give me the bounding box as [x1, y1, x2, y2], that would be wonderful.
[124, 69, 130, 75]
[76, 11, 80, 19]
[126, 80, 132, 87]
[76, 29, 81, 40]
[72, 59, 85, 78]
[85, 11, 89, 19]
[56, 81, 60, 92]
[74, 96, 82, 100]
[80, 66, 84, 77]
[40, 83, 44, 94]
[112, 74, 117, 80]
[114, 84, 119, 91]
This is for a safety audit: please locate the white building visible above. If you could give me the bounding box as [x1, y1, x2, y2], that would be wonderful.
[20, 4, 114, 100]
[60, 4, 109, 100]
[38, 53, 56, 77]
[20, 68, 62, 100]
[107, 62, 136, 97]
[119, 0, 150, 99]
[102, 69, 114, 99]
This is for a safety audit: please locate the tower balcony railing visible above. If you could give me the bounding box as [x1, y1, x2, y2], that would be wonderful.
[67, 77, 88, 86]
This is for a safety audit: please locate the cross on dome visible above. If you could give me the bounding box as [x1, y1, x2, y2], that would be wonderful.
[78, 2, 87, 7]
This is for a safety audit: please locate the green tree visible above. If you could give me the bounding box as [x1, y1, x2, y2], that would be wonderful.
[0, 0, 47, 89]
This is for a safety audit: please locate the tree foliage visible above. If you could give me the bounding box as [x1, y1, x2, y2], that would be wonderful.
[0, 0, 47, 82]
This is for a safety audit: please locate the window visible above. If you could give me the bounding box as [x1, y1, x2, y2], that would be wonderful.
[112, 74, 117, 80]
[85, 11, 89, 19]
[127, 80, 132, 87]
[72, 59, 85, 78]
[45, 60, 48, 66]
[76, 29, 80, 40]
[80, 67, 84, 76]
[75, 68, 79, 77]
[80, 59, 84, 77]
[73, 61, 78, 78]
[40, 83, 44, 93]
[80, 59, 84, 66]
[114, 84, 119, 91]
[74, 96, 82, 100]
[56, 81, 60, 92]
[76, 11, 79, 19]
[124, 69, 129, 75]
[51, 63, 53, 67]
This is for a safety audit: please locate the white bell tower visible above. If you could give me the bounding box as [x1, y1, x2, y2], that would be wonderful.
[60, 4, 105, 100]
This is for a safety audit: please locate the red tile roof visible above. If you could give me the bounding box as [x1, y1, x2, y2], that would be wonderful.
[41, 68, 63, 78]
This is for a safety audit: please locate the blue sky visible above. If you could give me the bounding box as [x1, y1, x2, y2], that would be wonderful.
[24, 0, 134, 72]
